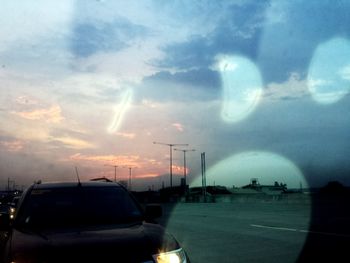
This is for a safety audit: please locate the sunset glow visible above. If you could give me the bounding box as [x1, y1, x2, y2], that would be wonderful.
[1, 1, 350, 191]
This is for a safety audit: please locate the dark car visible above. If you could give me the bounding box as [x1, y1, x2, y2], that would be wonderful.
[0, 181, 188, 263]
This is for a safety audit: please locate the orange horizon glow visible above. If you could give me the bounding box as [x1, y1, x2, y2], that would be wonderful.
[172, 165, 190, 174]
[135, 173, 160, 179]
[69, 153, 141, 167]
[11, 105, 64, 123]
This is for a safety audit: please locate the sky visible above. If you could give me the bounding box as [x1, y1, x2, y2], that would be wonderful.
[1, 0, 350, 190]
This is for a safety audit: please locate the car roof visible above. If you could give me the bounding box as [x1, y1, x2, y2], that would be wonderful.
[31, 181, 122, 190]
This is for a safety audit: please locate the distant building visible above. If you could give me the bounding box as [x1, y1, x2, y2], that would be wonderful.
[231, 178, 287, 196]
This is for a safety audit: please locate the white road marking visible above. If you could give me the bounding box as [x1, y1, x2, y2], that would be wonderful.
[250, 224, 350, 238]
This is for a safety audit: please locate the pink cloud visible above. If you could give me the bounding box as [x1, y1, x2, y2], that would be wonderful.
[0, 140, 25, 152]
[136, 173, 159, 179]
[12, 105, 64, 123]
[116, 132, 136, 139]
[172, 123, 184, 132]
[69, 153, 141, 167]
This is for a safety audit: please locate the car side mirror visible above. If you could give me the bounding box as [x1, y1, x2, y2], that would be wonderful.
[145, 204, 162, 219]
[0, 213, 10, 231]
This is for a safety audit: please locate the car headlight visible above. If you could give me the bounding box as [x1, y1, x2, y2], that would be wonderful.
[10, 207, 16, 219]
[153, 248, 187, 263]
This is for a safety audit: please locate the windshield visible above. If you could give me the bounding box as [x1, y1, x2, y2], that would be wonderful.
[1, 1, 350, 262]
[16, 186, 142, 229]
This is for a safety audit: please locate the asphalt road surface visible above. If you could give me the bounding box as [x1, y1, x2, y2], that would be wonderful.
[159, 200, 350, 263]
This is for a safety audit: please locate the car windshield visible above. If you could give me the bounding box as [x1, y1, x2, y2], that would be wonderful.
[16, 186, 143, 229]
[1, 1, 350, 262]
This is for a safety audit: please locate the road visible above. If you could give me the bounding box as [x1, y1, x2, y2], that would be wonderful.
[159, 201, 350, 263]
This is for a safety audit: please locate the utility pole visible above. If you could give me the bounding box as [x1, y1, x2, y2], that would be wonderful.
[174, 148, 195, 186]
[153, 142, 188, 188]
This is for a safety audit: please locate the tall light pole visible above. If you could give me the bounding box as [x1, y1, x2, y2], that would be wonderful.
[104, 164, 118, 182]
[201, 152, 207, 202]
[174, 148, 195, 186]
[153, 142, 188, 188]
[128, 167, 132, 190]
[122, 166, 136, 191]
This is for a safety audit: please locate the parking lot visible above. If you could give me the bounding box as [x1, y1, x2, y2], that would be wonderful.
[159, 199, 350, 263]
[1, 194, 349, 262]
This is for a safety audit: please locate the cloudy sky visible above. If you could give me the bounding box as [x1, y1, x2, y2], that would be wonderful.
[1, 0, 350, 190]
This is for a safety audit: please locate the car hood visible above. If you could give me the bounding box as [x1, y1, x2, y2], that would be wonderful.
[9, 222, 179, 263]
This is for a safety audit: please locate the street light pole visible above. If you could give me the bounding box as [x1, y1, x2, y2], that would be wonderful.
[123, 166, 136, 191]
[104, 164, 118, 182]
[170, 145, 173, 187]
[129, 167, 132, 190]
[174, 148, 195, 186]
[153, 142, 189, 188]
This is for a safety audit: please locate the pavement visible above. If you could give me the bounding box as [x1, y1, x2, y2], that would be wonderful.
[159, 199, 350, 263]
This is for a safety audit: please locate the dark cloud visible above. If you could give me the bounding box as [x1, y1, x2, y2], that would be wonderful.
[257, 1, 350, 83]
[155, 1, 350, 84]
[135, 68, 221, 103]
[144, 68, 220, 90]
[155, 1, 269, 70]
[70, 18, 148, 58]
